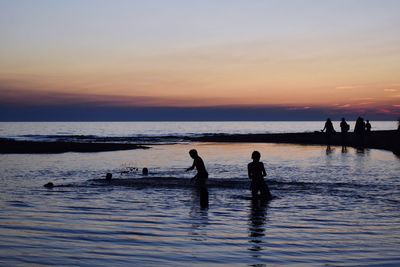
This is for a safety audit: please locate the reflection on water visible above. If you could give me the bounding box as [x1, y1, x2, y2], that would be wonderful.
[190, 189, 209, 242]
[248, 197, 268, 257]
[0, 143, 400, 266]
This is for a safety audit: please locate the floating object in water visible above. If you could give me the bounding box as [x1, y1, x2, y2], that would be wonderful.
[106, 173, 112, 181]
[44, 182, 54, 188]
[142, 168, 149, 176]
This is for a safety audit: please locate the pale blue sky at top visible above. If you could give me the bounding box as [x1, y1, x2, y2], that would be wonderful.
[0, 0, 399, 117]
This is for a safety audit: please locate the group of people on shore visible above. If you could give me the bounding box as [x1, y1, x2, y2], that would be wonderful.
[321, 117, 372, 149]
[322, 117, 372, 135]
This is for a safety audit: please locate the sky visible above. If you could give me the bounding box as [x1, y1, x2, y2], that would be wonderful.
[0, 0, 399, 120]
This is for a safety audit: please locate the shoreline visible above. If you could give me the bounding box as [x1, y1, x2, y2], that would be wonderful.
[1, 130, 399, 154]
[0, 138, 149, 154]
[191, 130, 400, 155]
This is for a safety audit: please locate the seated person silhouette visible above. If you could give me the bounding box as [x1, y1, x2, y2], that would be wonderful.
[186, 149, 208, 187]
[248, 151, 272, 200]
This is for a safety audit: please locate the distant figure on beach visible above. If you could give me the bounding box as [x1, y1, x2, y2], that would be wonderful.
[354, 117, 366, 148]
[365, 120, 372, 134]
[106, 173, 112, 181]
[186, 149, 208, 186]
[340, 118, 350, 150]
[248, 151, 272, 200]
[321, 118, 335, 147]
[142, 168, 149, 176]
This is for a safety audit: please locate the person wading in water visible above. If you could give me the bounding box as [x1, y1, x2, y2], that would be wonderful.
[248, 151, 272, 200]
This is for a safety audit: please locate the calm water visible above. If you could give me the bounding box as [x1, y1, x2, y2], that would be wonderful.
[0, 122, 400, 266]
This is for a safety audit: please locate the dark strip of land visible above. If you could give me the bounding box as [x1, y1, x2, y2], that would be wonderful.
[190, 130, 400, 155]
[0, 138, 149, 154]
[1, 130, 399, 154]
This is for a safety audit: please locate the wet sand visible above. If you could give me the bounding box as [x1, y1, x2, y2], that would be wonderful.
[0, 138, 149, 153]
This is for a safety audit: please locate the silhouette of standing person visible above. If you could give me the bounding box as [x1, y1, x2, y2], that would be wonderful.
[186, 149, 209, 207]
[321, 118, 335, 148]
[365, 120, 372, 134]
[248, 151, 272, 200]
[340, 118, 350, 150]
[186, 149, 208, 185]
[354, 116, 366, 148]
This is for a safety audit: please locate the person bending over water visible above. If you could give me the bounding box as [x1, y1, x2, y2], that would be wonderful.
[186, 149, 208, 186]
[248, 151, 272, 200]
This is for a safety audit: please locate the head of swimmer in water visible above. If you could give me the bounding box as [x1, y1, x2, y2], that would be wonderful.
[251, 151, 261, 162]
[189, 149, 199, 159]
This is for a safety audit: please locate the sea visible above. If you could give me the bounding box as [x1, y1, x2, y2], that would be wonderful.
[0, 121, 399, 266]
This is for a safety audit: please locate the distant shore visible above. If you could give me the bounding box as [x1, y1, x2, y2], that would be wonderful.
[1, 130, 399, 154]
[191, 130, 400, 155]
[0, 138, 149, 154]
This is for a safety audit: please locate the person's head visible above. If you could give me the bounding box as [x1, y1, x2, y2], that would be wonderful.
[189, 149, 198, 159]
[327, 118, 331, 122]
[341, 118, 345, 122]
[251, 151, 261, 162]
[366, 120, 369, 123]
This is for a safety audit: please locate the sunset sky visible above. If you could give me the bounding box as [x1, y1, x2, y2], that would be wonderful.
[1, 0, 399, 120]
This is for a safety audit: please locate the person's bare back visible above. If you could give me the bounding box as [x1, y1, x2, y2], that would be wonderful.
[248, 151, 272, 200]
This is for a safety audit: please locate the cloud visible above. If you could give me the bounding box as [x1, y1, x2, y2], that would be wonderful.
[286, 106, 312, 110]
[384, 88, 397, 92]
[0, 86, 239, 108]
[0, 87, 176, 107]
[358, 102, 375, 105]
[337, 104, 351, 108]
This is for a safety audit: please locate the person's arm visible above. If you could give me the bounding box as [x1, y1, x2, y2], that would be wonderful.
[186, 160, 195, 172]
[261, 162, 267, 177]
[247, 163, 252, 179]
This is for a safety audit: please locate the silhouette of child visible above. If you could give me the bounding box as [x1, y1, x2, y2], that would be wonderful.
[186, 149, 208, 186]
[248, 151, 272, 200]
[365, 120, 372, 133]
[340, 118, 350, 133]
